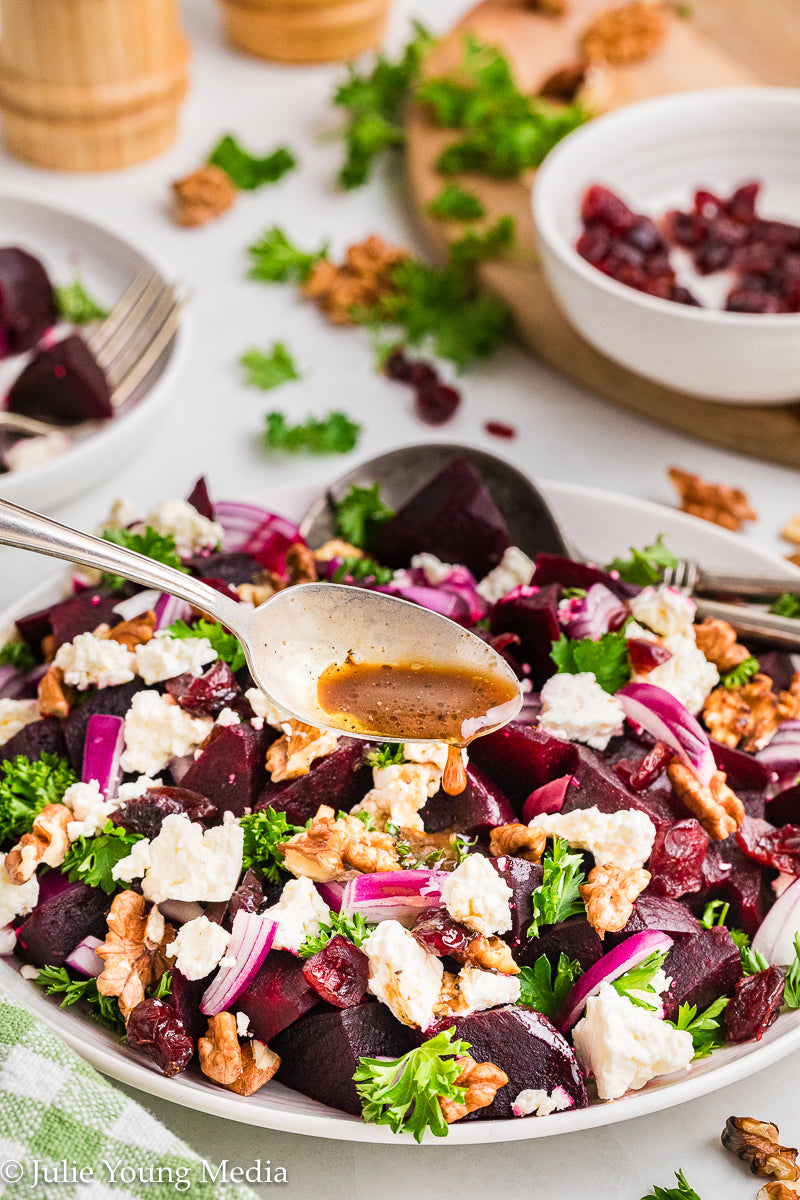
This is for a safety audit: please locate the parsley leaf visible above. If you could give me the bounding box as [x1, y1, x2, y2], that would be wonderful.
[55, 274, 109, 325]
[298, 911, 374, 958]
[550, 631, 631, 694]
[517, 952, 582, 1021]
[428, 182, 486, 221]
[151, 971, 173, 1000]
[264, 411, 360, 455]
[333, 483, 394, 550]
[769, 593, 800, 619]
[101, 525, 188, 592]
[332, 556, 394, 585]
[611, 950, 668, 1010]
[721, 656, 760, 689]
[248, 226, 329, 284]
[61, 820, 144, 894]
[448, 215, 515, 268]
[166, 618, 246, 674]
[527, 838, 586, 937]
[354, 1026, 471, 1142]
[607, 535, 678, 587]
[640, 1169, 704, 1200]
[667, 997, 729, 1059]
[0, 753, 77, 846]
[208, 135, 295, 190]
[0, 640, 36, 673]
[698, 899, 729, 928]
[239, 808, 303, 883]
[240, 342, 300, 391]
[782, 932, 800, 1008]
[366, 743, 405, 769]
[35, 965, 126, 1035]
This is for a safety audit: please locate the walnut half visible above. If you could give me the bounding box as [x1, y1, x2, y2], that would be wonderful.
[489, 823, 546, 862]
[5, 804, 71, 883]
[438, 1055, 508, 1123]
[668, 760, 745, 841]
[580, 863, 650, 938]
[722, 1116, 800, 1182]
[96, 892, 174, 1020]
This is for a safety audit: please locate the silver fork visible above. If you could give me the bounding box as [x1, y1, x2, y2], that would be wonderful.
[662, 560, 800, 600]
[0, 269, 187, 438]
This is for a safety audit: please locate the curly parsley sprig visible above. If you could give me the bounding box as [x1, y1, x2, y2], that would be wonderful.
[527, 837, 586, 937]
[0, 753, 77, 846]
[298, 911, 374, 958]
[61, 820, 144, 895]
[239, 808, 304, 884]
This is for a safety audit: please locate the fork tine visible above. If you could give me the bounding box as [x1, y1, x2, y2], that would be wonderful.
[102, 281, 176, 386]
[110, 290, 187, 407]
[93, 274, 168, 371]
[89, 268, 155, 358]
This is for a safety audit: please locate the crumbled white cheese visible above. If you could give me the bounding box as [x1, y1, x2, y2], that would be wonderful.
[538, 672, 625, 751]
[355, 761, 442, 832]
[362, 919, 444, 1029]
[629, 585, 696, 638]
[572, 983, 693, 1100]
[216, 707, 241, 727]
[457, 965, 521, 1012]
[0, 698, 40, 748]
[637, 632, 719, 716]
[0, 860, 39, 930]
[112, 812, 243, 904]
[512, 1087, 574, 1118]
[134, 633, 217, 685]
[119, 691, 213, 775]
[410, 553, 459, 585]
[62, 779, 119, 841]
[145, 499, 224, 557]
[476, 546, 536, 604]
[531, 805, 656, 871]
[165, 915, 232, 981]
[6, 433, 71, 473]
[54, 632, 137, 691]
[402, 741, 451, 771]
[103, 497, 143, 532]
[116, 775, 162, 803]
[260, 876, 331, 953]
[245, 688, 292, 729]
[236, 1011, 252, 1038]
[441, 854, 513, 936]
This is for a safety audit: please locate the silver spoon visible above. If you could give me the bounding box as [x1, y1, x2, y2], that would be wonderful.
[0, 497, 522, 743]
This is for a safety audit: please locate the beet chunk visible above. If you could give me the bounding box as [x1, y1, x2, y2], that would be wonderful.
[420, 763, 515, 835]
[490, 585, 562, 688]
[126, 997, 194, 1076]
[691, 839, 769, 935]
[532, 554, 636, 600]
[186, 476, 215, 521]
[111, 786, 216, 838]
[302, 935, 370, 1008]
[519, 915, 603, 972]
[613, 892, 701, 943]
[0, 247, 57, 355]
[180, 723, 272, 818]
[648, 819, 710, 899]
[767, 785, 800, 827]
[8, 334, 112, 424]
[17, 589, 121, 654]
[491, 855, 543, 947]
[427, 1006, 587, 1119]
[164, 968, 206, 1040]
[209, 869, 265, 933]
[235, 951, 319, 1043]
[273, 1002, 417, 1116]
[184, 550, 261, 585]
[64, 679, 144, 774]
[662, 927, 743, 1020]
[469, 723, 577, 811]
[17, 881, 109, 967]
[724, 967, 785, 1044]
[165, 660, 247, 717]
[0, 716, 67, 765]
[256, 741, 372, 826]
[373, 457, 511, 577]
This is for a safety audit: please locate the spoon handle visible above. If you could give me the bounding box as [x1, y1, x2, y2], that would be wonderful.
[0, 498, 244, 629]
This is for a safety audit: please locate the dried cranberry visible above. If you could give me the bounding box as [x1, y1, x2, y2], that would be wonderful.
[724, 966, 785, 1043]
[649, 818, 710, 898]
[695, 241, 734, 274]
[626, 216, 666, 255]
[576, 226, 611, 265]
[484, 421, 517, 440]
[415, 381, 461, 425]
[166, 660, 246, 717]
[413, 907, 474, 957]
[627, 638, 673, 675]
[753, 218, 800, 249]
[725, 181, 760, 224]
[726, 288, 788, 314]
[736, 814, 800, 874]
[709, 217, 749, 248]
[581, 185, 636, 234]
[408, 361, 438, 389]
[663, 210, 706, 248]
[126, 998, 194, 1076]
[383, 347, 413, 381]
[694, 189, 725, 221]
[301, 935, 369, 1008]
[615, 741, 672, 792]
[111, 786, 216, 838]
[214, 868, 266, 932]
[670, 286, 702, 306]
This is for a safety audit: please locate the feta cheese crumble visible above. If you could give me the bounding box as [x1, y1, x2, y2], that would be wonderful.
[116, 775, 162, 803]
[572, 983, 693, 1100]
[538, 672, 625, 751]
[244, 688, 292, 729]
[112, 812, 243, 904]
[54, 632, 137, 691]
[6, 433, 71, 474]
[119, 691, 213, 775]
[134, 633, 217, 685]
[62, 779, 119, 841]
[236, 1011, 252, 1038]
[512, 1087, 574, 1118]
[362, 919, 444, 1029]
[166, 915, 232, 981]
[476, 546, 535, 604]
[531, 806, 656, 871]
[410, 553, 458, 585]
[629, 585, 696, 639]
[145, 499, 224, 557]
[0, 698, 40, 748]
[355, 760, 443, 832]
[457, 965, 521, 1012]
[441, 854, 513, 936]
[261, 877, 331, 954]
[0, 860, 38, 932]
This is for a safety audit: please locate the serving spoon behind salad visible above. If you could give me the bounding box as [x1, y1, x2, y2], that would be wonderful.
[0, 497, 522, 749]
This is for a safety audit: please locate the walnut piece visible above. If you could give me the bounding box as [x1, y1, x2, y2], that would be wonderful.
[703, 672, 800, 752]
[465, 935, 520, 975]
[101, 611, 156, 650]
[303, 235, 407, 326]
[96, 892, 174, 1020]
[313, 539, 365, 563]
[438, 1055, 509, 1123]
[758, 1186, 800, 1200]
[668, 760, 745, 840]
[434, 971, 470, 1018]
[4, 804, 71, 883]
[38, 664, 73, 718]
[722, 1117, 800, 1182]
[580, 863, 650, 938]
[284, 543, 318, 586]
[489, 823, 546, 862]
[694, 618, 751, 672]
[580, 1, 667, 65]
[226, 1039, 281, 1096]
[280, 804, 399, 881]
[198, 1013, 243, 1085]
[265, 720, 338, 782]
[172, 165, 237, 227]
[668, 467, 757, 532]
[237, 578, 283, 606]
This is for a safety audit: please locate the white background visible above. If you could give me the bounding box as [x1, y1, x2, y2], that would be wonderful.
[1, 0, 799, 1194]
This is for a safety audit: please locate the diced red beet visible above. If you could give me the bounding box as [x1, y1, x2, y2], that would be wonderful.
[736, 815, 800, 874]
[419, 762, 515, 835]
[519, 915, 604, 972]
[16, 881, 110, 967]
[568, 744, 685, 832]
[8, 334, 112, 424]
[489, 584, 561, 689]
[165, 660, 247, 718]
[272, 1002, 417, 1116]
[179, 723, 273, 819]
[615, 742, 672, 792]
[692, 839, 770, 935]
[757, 651, 797, 693]
[612, 892, 701, 943]
[183, 550, 261, 585]
[661, 927, 743, 1021]
[302, 935, 370, 1008]
[469, 723, 577, 810]
[648, 819, 710, 899]
[16, 589, 121, 653]
[64, 679, 144, 774]
[413, 907, 475, 958]
[532, 553, 637, 600]
[186, 476, 215, 521]
[0, 247, 57, 355]
[235, 950, 320, 1042]
[766, 784, 800, 827]
[164, 968, 206, 1040]
[256, 741, 372, 826]
[111, 786, 216, 838]
[491, 856, 544, 947]
[724, 967, 785, 1043]
[373, 457, 511, 578]
[427, 1006, 587, 1119]
[126, 997, 194, 1076]
[711, 738, 775, 799]
[0, 716, 67, 765]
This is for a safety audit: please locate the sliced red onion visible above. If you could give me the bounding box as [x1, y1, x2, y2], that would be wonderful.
[340, 870, 449, 923]
[752, 875, 800, 965]
[557, 930, 674, 1033]
[558, 584, 627, 641]
[112, 589, 162, 621]
[65, 935, 104, 978]
[159, 899, 204, 925]
[0, 664, 37, 700]
[154, 592, 193, 631]
[409, 562, 488, 626]
[756, 721, 800, 782]
[200, 911, 277, 1016]
[522, 775, 577, 822]
[82, 714, 125, 800]
[315, 880, 346, 912]
[617, 682, 716, 786]
[374, 583, 465, 622]
[214, 501, 303, 573]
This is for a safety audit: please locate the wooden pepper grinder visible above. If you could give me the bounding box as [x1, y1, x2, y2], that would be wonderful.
[217, 0, 391, 64]
[0, 0, 189, 171]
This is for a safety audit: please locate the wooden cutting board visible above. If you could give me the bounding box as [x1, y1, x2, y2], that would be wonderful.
[404, 0, 800, 468]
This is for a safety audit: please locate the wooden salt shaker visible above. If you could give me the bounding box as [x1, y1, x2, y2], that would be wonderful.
[0, 0, 189, 171]
[217, 0, 391, 64]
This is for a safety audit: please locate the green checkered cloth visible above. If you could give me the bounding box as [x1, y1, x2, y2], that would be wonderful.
[0, 988, 257, 1199]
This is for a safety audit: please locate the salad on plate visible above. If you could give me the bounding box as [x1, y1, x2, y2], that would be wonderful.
[1, 457, 799, 1141]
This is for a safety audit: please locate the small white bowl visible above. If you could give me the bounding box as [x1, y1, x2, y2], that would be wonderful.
[532, 88, 800, 405]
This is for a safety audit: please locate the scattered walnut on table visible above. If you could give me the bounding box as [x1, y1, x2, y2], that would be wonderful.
[37, 664, 73, 718]
[781, 516, 800, 546]
[694, 617, 752, 672]
[668, 466, 757, 532]
[489, 823, 547, 862]
[96, 892, 175, 1020]
[4, 804, 72, 884]
[280, 804, 399, 881]
[303, 236, 407, 326]
[667, 760, 745, 840]
[580, 1, 668, 66]
[722, 1116, 800, 1182]
[438, 1055, 509, 1124]
[580, 863, 650, 937]
[172, 165, 237, 227]
[758, 1186, 800, 1200]
[265, 720, 339, 782]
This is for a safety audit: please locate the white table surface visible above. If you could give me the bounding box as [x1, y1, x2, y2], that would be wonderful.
[1, 0, 799, 1194]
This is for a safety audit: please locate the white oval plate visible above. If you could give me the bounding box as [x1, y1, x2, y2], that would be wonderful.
[2, 477, 799, 1143]
[0, 185, 188, 511]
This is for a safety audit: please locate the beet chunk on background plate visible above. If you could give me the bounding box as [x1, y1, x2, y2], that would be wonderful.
[8, 334, 112, 425]
[0, 246, 57, 355]
[661, 926, 743, 1021]
[489, 585, 561, 689]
